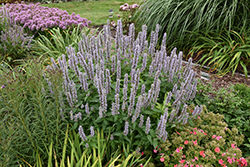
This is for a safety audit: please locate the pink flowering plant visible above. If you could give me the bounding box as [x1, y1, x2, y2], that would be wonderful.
[1, 2, 90, 37]
[119, 3, 140, 34]
[153, 106, 249, 167]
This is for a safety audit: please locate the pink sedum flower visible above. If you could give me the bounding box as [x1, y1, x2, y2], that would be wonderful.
[215, 147, 220, 153]
[160, 157, 164, 162]
[228, 157, 233, 164]
[219, 159, 224, 165]
[216, 136, 222, 140]
[180, 159, 185, 164]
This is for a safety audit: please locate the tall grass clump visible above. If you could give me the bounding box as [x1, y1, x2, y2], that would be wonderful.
[32, 24, 96, 61]
[134, 0, 250, 50]
[56, 19, 204, 154]
[188, 29, 250, 78]
[0, 60, 68, 166]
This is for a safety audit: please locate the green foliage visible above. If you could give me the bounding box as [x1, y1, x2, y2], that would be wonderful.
[188, 29, 250, 78]
[32, 25, 94, 60]
[21, 128, 150, 167]
[134, 0, 250, 50]
[157, 109, 246, 166]
[193, 80, 250, 157]
[0, 59, 68, 166]
[233, 83, 250, 110]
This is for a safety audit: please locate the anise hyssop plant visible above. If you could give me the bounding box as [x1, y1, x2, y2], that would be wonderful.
[48, 19, 203, 151]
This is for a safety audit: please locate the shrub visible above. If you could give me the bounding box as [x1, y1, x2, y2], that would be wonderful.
[0, 4, 34, 65]
[233, 83, 250, 111]
[55, 19, 203, 154]
[0, 0, 21, 4]
[0, 59, 68, 166]
[118, 3, 140, 34]
[194, 80, 250, 157]
[154, 108, 247, 167]
[1, 2, 91, 35]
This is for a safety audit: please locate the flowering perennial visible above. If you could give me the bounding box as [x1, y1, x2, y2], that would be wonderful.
[1, 2, 90, 32]
[53, 19, 203, 146]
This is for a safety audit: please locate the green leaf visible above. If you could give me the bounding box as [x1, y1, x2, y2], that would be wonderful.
[89, 142, 98, 149]
[73, 122, 79, 130]
[152, 108, 163, 113]
[152, 140, 158, 148]
[244, 144, 250, 148]
[147, 135, 152, 144]
[188, 119, 194, 127]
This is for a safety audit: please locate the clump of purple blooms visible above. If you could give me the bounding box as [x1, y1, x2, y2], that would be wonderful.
[0, 3, 33, 62]
[51, 19, 203, 145]
[0, 1, 91, 33]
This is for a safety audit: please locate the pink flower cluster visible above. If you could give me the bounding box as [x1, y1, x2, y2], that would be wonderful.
[212, 135, 223, 140]
[138, 141, 248, 167]
[170, 128, 248, 167]
[119, 3, 140, 11]
[1, 2, 90, 32]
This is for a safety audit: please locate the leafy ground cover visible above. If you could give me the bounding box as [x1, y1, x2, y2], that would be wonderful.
[0, 1, 250, 167]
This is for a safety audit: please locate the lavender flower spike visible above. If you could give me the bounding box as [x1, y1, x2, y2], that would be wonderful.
[79, 125, 87, 141]
[139, 114, 144, 128]
[165, 91, 172, 106]
[145, 117, 151, 135]
[85, 103, 90, 115]
[90, 126, 95, 137]
[123, 121, 129, 136]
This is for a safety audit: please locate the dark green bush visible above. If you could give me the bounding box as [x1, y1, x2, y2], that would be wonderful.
[193, 80, 250, 157]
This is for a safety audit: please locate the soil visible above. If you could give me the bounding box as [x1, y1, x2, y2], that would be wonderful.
[188, 64, 250, 92]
